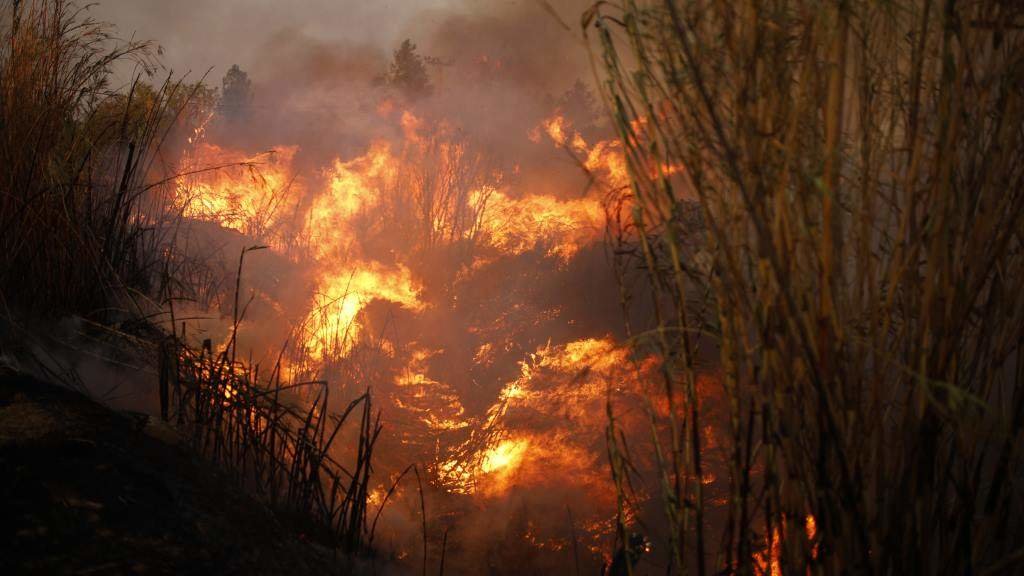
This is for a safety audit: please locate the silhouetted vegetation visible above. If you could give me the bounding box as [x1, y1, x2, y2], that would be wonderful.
[388, 39, 433, 100]
[218, 64, 252, 122]
[0, 2, 384, 565]
[0, 0, 202, 320]
[592, 1, 1024, 574]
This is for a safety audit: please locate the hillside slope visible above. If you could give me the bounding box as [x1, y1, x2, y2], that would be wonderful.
[0, 372, 355, 575]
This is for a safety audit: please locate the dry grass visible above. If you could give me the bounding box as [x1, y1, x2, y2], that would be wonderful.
[0, 0, 384, 557]
[162, 247, 384, 553]
[0, 0, 201, 320]
[589, 1, 1024, 574]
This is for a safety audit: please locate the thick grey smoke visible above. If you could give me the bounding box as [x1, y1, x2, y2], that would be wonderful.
[92, 0, 593, 92]
[92, 0, 458, 77]
[95, 0, 602, 190]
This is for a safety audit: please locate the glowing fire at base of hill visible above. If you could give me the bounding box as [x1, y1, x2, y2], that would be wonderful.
[425, 337, 652, 502]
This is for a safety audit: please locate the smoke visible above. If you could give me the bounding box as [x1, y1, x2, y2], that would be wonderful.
[91, 0, 457, 76]
[3, 317, 162, 415]
[94, 0, 605, 206]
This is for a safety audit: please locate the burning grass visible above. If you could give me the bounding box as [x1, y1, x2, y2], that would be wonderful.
[161, 247, 384, 553]
[158, 80, 653, 571]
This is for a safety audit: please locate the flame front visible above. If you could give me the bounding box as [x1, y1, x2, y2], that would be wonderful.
[173, 102, 656, 570]
[475, 188, 603, 262]
[176, 143, 301, 241]
[303, 263, 424, 360]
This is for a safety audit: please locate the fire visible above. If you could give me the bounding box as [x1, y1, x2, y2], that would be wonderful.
[583, 140, 629, 189]
[806, 514, 818, 560]
[543, 114, 569, 146]
[307, 141, 397, 258]
[754, 514, 819, 576]
[429, 336, 646, 509]
[536, 112, 681, 194]
[480, 438, 529, 474]
[368, 487, 386, 507]
[474, 188, 603, 262]
[400, 109, 423, 142]
[174, 97, 650, 569]
[176, 143, 300, 240]
[179, 111, 614, 365]
[393, 347, 468, 432]
[532, 337, 621, 372]
[303, 263, 424, 361]
[472, 436, 533, 497]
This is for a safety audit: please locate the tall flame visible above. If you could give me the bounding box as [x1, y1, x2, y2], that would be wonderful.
[303, 263, 424, 361]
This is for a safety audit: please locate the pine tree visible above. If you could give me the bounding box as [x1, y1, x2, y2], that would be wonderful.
[388, 39, 432, 100]
[219, 64, 252, 121]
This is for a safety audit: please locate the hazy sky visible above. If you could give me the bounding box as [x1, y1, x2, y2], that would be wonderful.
[89, 0, 596, 167]
[91, 1, 575, 82]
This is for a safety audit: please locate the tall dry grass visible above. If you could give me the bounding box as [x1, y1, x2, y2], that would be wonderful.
[161, 246, 387, 553]
[0, 0, 386, 560]
[589, 1, 1024, 574]
[0, 0, 201, 320]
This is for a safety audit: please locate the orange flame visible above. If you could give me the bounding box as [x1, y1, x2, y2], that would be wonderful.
[176, 143, 300, 240]
[303, 263, 424, 361]
[474, 187, 603, 262]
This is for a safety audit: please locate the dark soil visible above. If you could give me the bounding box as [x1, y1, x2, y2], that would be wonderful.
[0, 372, 354, 575]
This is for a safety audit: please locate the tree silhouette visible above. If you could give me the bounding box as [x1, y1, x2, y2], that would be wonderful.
[388, 39, 432, 100]
[219, 64, 252, 121]
[557, 79, 600, 135]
